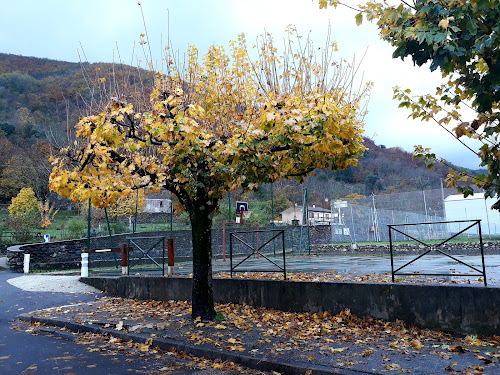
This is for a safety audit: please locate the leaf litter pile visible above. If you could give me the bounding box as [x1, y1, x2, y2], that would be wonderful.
[214, 271, 488, 285]
[25, 296, 500, 375]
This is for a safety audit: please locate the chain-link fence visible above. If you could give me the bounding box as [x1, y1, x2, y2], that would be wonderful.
[2, 186, 491, 251]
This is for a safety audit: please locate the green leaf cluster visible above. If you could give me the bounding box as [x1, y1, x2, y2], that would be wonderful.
[322, 0, 500, 209]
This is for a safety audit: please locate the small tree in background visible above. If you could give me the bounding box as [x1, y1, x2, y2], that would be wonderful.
[38, 200, 58, 229]
[8, 187, 39, 241]
[107, 190, 146, 227]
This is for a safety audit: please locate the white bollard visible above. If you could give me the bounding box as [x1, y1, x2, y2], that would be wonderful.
[168, 266, 174, 276]
[81, 253, 89, 277]
[23, 254, 30, 274]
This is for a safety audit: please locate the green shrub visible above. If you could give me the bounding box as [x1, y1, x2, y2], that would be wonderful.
[110, 221, 128, 234]
[67, 217, 86, 238]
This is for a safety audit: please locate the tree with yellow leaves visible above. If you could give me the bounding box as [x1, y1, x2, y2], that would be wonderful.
[107, 190, 146, 223]
[49, 28, 370, 320]
[38, 200, 58, 229]
[8, 187, 39, 242]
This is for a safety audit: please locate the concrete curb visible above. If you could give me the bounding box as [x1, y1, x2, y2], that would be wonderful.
[17, 313, 376, 375]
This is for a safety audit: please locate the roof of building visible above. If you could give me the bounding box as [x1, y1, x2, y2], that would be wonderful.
[145, 191, 172, 200]
[281, 205, 331, 214]
[444, 193, 485, 202]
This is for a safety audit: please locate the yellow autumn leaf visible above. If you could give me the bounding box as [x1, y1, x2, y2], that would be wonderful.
[410, 339, 423, 350]
[438, 18, 449, 29]
[386, 363, 401, 370]
[330, 347, 348, 353]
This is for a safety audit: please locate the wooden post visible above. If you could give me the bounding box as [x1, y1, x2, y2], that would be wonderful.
[121, 244, 128, 276]
[167, 238, 174, 276]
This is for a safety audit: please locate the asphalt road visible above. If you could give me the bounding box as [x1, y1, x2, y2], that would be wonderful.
[0, 269, 259, 375]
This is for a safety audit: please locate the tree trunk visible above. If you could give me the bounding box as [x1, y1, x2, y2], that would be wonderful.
[189, 202, 217, 321]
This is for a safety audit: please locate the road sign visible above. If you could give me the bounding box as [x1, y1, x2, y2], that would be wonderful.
[43, 234, 50, 243]
[334, 200, 348, 209]
[235, 201, 248, 213]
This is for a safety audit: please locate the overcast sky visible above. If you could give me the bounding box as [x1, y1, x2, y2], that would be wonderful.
[0, 0, 483, 169]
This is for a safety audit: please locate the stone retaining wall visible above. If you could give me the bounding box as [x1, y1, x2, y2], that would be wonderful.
[81, 276, 500, 337]
[312, 241, 500, 254]
[7, 239, 86, 272]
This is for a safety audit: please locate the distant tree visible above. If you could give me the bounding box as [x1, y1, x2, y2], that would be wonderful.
[334, 165, 355, 183]
[364, 174, 383, 195]
[8, 187, 39, 241]
[50, 30, 369, 320]
[0, 137, 18, 166]
[0, 155, 38, 202]
[246, 201, 272, 226]
[107, 190, 146, 228]
[27, 140, 56, 199]
[0, 123, 15, 137]
[271, 195, 293, 220]
[345, 193, 366, 203]
[38, 200, 58, 229]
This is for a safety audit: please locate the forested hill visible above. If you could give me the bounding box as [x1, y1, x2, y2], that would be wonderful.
[0, 53, 82, 145]
[0, 53, 472, 204]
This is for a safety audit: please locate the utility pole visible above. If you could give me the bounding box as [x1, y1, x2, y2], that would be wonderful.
[228, 191, 231, 222]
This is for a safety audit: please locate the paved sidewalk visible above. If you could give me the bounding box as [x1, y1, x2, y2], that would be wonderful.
[7, 274, 100, 293]
[18, 296, 500, 375]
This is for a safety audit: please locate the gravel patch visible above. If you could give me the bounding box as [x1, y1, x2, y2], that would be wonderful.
[6, 275, 100, 293]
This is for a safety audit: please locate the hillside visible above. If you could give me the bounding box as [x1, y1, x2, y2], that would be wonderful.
[0, 53, 472, 204]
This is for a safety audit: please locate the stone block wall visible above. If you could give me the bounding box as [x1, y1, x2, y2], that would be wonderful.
[312, 240, 500, 254]
[7, 239, 86, 272]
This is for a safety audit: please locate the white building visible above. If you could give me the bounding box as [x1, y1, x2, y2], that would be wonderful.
[143, 194, 172, 213]
[281, 205, 334, 225]
[444, 193, 500, 235]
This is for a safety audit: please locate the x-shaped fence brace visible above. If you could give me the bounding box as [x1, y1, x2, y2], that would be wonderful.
[388, 220, 487, 286]
[230, 229, 286, 280]
[127, 236, 166, 276]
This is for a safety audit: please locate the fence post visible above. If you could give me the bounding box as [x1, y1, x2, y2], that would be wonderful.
[121, 244, 128, 276]
[81, 253, 88, 277]
[167, 239, 174, 276]
[23, 253, 30, 274]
